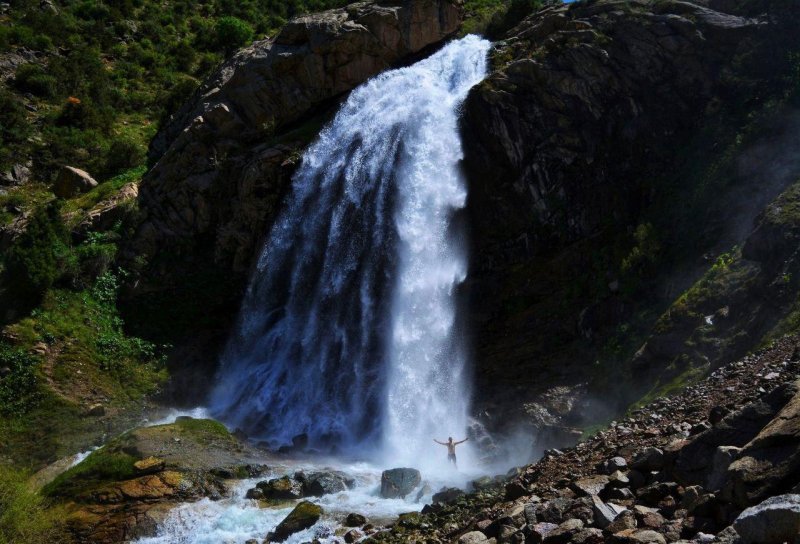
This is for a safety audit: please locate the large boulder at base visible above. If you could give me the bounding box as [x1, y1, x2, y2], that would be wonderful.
[54, 166, 98, 198]
[256, 475, 304, 500]
[268, 501, 323, 542]
[380, 468, 421, 499]
[724, 381, 800, 507]
[296, 470, 355, 497]
[671, 382, 799, 487]
[732, 494, 800, 543]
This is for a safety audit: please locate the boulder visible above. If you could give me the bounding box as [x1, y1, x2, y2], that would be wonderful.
[631, 447, 664, 471]
[380, 468, 421, 499]
[606, 510, 637, 533]
[344, 529, 363, 543]
[54, 166, 98, 198]
[432, 487, 465, 505]
[570, 475, 610, 496]
[459, 531, 492, 544]
[732, 494, 800, 543]
[257, 475, 304, 500]
[591, 495, 622, 528]
[298, 470, 354, 497]
[344, 513, 366, 527]
[133, 457, 165, 475]
[543, 518, 583, 544]
[610, 529, 667, 544]
[268, 501, 323, 542]
[724, 383, 800, 507]
[671, 382, 799, 487]
[599, 457, 628, 474]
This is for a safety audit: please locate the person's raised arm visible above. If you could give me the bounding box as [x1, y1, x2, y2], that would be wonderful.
[455, 437, 469, 445]
[433, 439, 446, 445]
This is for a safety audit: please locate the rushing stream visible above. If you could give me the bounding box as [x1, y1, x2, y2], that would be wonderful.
[135, 35, 493, 543]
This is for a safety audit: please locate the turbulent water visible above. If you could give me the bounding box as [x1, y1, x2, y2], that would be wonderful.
[209, 35, 490, 466]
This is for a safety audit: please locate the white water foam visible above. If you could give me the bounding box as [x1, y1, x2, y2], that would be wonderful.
[209, 35, 491, 471]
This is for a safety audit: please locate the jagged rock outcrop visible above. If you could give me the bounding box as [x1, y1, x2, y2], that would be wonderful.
[459, 0, 800, 435]
[131, 0, 462, 283]
[123, 1, 463, 402]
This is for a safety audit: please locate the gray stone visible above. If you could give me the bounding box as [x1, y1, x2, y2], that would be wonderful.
[591, 495, 621, 528]
[380, 467, 421, 499]
[54, 166, 97, 198]
[460, 531, 491, 544]
[733, 494, 800, 543]
[570, 475, 610, 496]
[631, 447, 665, 471]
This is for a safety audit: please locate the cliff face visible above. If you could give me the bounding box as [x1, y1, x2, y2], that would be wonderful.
[461, 0, 800, 437]
[123, 0, 463, 399]
[127, 0, 800, 438]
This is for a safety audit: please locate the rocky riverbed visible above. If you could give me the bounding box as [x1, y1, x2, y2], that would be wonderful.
[366, 334, 800, 544]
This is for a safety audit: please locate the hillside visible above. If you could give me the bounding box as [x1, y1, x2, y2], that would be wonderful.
[1, 0, 800, 542]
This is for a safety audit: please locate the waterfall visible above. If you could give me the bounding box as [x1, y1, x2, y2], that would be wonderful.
[209, 35, 491, 465]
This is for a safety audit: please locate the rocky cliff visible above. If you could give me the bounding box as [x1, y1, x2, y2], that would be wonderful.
[459, 0, 800, 439]
[126, 0, 800, 441]
[124, 0, 463, 399]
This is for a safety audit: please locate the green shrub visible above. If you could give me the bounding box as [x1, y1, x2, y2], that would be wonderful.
[0, 343, 41, 417]
[3, 202, 74, 301]
[0, 90, 30, 170]
[0, 466, 67, 544]
[215, 16, 254, 52]
[43, 448, 137, 498]
[104, 137, 145, 178]
[13, 64, 57, 98]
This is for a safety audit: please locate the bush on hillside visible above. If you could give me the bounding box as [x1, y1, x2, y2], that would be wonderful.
[3, 202, 75, 301]
[216, 16, 254, 52]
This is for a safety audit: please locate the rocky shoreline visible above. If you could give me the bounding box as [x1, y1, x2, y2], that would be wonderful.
[368, 334, 800, 544]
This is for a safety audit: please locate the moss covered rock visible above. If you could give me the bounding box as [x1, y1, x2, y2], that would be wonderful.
[269, 500, 323, 542]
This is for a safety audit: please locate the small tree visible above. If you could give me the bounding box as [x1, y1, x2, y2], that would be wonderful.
[4, 201, 74, 301]
[215, 16, 253, 54]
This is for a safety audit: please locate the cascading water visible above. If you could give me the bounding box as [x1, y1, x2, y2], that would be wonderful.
[209, 35, 491, 467]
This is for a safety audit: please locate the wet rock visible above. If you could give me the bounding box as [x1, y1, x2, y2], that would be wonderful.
[627, 470, 647, 490]
[257, 475, 304, 500]
[432, 487, 465, 505]
[472, 476, 495, 492]
[245, 487, 264, 500]
[344, 529, 362, 543]
[345, 513, 366, 527]
[380, 468, 421, 499]
[299, 470, 355, 497]
[415, 482, 432, 503]
[53, 166, 98, 198]
[268, 501, 323, 542]
[732, 494, 800, 543]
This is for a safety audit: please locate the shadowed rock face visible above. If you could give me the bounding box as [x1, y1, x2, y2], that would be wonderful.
[123, 0, 463, 402]
[132, 0, 463, 281]
[458, 0, 800, 433]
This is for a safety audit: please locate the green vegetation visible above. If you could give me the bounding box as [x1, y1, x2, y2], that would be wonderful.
[173, 417, 231, 439]
[462, 0, 547, 37]
[0, 0, 353, 182]
[0, 466, 68, 543]
[43, 448, 137, 498]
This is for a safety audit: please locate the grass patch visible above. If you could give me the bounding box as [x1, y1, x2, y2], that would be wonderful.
[62, 165, 146, 218]
[0, 465, 69, 543]
[42, 449, 137, 499]
[172, 418, 231, 439]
